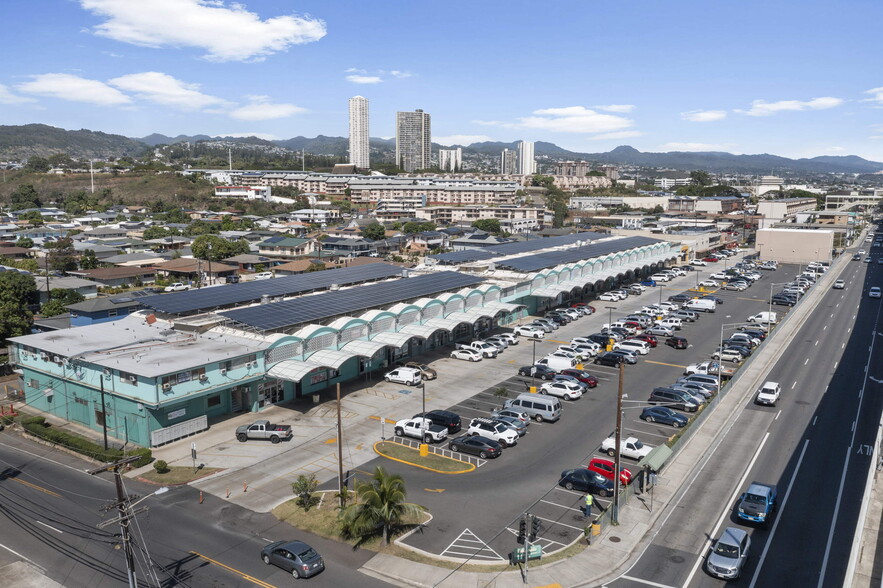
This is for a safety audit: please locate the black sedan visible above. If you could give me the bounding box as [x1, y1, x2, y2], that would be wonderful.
[261, 540, 325, 579]
[449, 435, 502, 459]
[517, 365, 557, 380]
[640, 406, 689, 428]
[594, 352, 624, 367]
[701, 295, 724, 305]
[559, 469, 614, 496]
[668, 293, 692, 303]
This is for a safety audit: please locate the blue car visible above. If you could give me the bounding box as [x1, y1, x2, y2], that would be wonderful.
[640, 279, 657, 287]
[640, 406, 688, 428]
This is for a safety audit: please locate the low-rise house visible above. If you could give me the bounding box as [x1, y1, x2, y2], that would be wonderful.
[66, 296, 143, 327]
[221, 254, 276, 271]
[153, 258, 238, 283]
[102, 252, 170, 267]
[257, 235, 317, 260]
[35, 276, 100, 303]
[67, 266, 156, 288]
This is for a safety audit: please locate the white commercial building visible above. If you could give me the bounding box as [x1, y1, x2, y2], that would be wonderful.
[396, 109, 432, 172]
[518, 141, 536, 175]
[348, 96, 370, 169]
[438, 148, 462, 172]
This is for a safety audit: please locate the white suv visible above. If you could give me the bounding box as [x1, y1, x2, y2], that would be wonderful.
[468, 418, 518, 447]
[614, 339, 650, 355]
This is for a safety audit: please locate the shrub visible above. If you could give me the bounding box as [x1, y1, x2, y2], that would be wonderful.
[22, 415, 46, 426]
[153, 460, 169, 474]
[291, 474, 319, 511]
[22, 420, 124, 462]
[127, 448, 153, 468]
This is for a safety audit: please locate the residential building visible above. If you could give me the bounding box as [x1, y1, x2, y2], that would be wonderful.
[438, 148, 462, 172]
[257, 236, 317, 260]
[654, 178, 691, 190]
[396, 109, 431, 172]
[756, 197, 817, 229]
[517, 141, 536, 175]
[348, 96, 370, 169]
[66, 297, 143, 327]
[67, 266, 157, 288]
[35, 276, 99, 303]
[500, 149, 517, 174]
[554, 161, 590, 176]
[214, 186, 272, 200]
[415, 205, 545, 230]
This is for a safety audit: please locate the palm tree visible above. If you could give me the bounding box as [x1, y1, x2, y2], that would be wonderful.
[340, 466, 424, 544]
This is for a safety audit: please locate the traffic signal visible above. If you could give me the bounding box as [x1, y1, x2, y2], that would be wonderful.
[530, 516, 540, 541]
[517, 518, 527, 544]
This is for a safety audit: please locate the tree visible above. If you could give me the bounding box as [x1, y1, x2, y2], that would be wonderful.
[25, 156, 50, 173]
[142, 226, 170, 240]
[361, 222, 387, 241]
[79, 249, 100, 270]
[15, 237, 34, 249]
[689, 170, 712, 187]
[191, 234, 250, 261]
[472, 219, 501, 234]
[401, 221, 436, 234]
[0, 272, 37, 342]
[11, 184, 41, 210]
[46, 238, 78, 273]
[22, 210, 44, 226]
[290, 474, 320, 511]
[340, 466, 424, 544]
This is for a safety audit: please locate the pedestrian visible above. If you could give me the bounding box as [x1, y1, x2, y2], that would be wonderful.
[583, 493, 593, 517]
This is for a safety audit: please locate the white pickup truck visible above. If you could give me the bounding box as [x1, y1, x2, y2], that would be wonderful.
[684, 360, 736, 378]
[393, 418, 448, 443]
[456, 341, 498, 358]
[164, 282, 190, 292]
[600, 435, 653, 460]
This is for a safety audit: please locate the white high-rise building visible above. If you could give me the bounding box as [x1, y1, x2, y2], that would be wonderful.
[396, 109, 432, 172]
[518, 141, 536, 175]
[438, 148, 462, 172]
[348, 96, 370, 169]
[500, 148, 517, 174]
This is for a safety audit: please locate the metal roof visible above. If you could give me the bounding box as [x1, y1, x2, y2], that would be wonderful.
[497, 236, 662, 273]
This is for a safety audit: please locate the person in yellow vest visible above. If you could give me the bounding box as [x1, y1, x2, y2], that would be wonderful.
[583, 493, 593, 517]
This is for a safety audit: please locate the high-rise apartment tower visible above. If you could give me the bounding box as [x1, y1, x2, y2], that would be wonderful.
[396, 109, 432, 172]
[348, 96, 370, 169]
[500, 148, 517, 174]
[517, 141, 535, 175]
[438, 148, 462, 172]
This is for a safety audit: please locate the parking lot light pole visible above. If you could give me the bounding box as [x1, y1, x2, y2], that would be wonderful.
[613, 361, 625, 524]
[769, 280, 790, 320]
[606, 306, 616, 329]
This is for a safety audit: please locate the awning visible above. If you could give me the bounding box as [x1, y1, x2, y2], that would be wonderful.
[341, 339, 388, 357]
[399, 324, 447, 338]
[481, 301, 526, 314]
[268, 359, 322, 382]
[371, 331, 421, 348]
[531, 285, 570, 298]
[638, 444, 673, 472]
[305, 349, 357, 370]
[422, 316, 471, 331]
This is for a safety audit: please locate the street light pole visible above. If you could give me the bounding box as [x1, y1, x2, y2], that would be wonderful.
[613, 360, 624, 524]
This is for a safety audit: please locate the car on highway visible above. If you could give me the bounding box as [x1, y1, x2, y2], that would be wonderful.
[517, 364, 557, 380]
[706, 527, 751, 580]
[448, 435, 502, 459]
[450, 348, 483, 362]
[865, 257, 873, 263]
[261, 540, 325, 579]
[540, 380, 583, 400]
[665, 336, 688, 349]
[558, 468, 614, 496]
[832, 279, 846, 289]
[594, 352, 625, 367]
[755, 381, 781, 406]
[559, 368, 599, 387]
[640, 406, 688, 427]
[514, 325, 546, 338]
[870, 287, 882, 299]
[587, 457, 633, 485]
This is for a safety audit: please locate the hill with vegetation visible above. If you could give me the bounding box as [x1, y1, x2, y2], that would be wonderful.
[0, 124, 148, 160]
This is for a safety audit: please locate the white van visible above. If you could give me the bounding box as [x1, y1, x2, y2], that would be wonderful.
[685, 298, 717, 313]
[747, 311, 778, 324]
[536, 354, 579, 371]
[504, 393, 562, 422]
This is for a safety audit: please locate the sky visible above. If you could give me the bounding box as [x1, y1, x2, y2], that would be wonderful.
[2, 0, 883, 161]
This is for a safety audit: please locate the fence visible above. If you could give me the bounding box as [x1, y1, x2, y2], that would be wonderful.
[150, 415, 209, 447]
[386, 436, 487, 468]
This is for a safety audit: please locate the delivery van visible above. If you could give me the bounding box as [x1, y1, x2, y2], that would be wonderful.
[685, 298, 717, 313]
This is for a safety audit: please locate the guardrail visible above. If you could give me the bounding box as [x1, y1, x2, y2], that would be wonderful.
[388, 436, 487, 467]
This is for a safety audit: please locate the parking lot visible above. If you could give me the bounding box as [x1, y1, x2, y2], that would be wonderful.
[335, 255, 813, 561]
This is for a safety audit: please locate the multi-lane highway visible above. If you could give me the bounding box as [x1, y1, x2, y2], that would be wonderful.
[609, 251, 882, 587]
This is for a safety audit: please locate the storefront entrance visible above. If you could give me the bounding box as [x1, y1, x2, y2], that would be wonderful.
[258, 379, 284, 408]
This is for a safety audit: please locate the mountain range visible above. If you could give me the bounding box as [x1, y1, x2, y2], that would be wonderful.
[2, 124, 881, 175]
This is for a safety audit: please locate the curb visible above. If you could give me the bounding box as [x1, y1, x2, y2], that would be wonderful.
[373, 441, 475, 474]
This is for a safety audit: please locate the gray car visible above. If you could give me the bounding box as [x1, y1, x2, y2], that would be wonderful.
[706, 527, 751, 580]
[261, 540, 325, 578]
[646, 325, 674, 337]
[492, 415, 529, 436]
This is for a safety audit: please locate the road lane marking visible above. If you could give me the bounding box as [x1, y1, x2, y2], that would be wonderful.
[749, 439, 810, 588]
[36, 520, 62, 534]
[188, 551, 276, 588]
[620, 576, 678, 588]
[775, 410, 781, 421]
[804, 358, 809, 365]
[0, 542, 40, 568]
[792, 381, 797, 389]
[813, 415, 818, 426]
[681, 432, 770, 588]
[10, 478, 62, 497]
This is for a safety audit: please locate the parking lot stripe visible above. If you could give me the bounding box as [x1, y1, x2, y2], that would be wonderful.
[532, 515, 585, 531]
[643, 360, 687, 368]
[539, 498, 581, 513]
[618, 575, 678, 588]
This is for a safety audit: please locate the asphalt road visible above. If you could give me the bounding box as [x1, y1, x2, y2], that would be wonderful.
[607, 254, 883, 587]
[325, 256, 795, 564]
[0, 434, 391, 587]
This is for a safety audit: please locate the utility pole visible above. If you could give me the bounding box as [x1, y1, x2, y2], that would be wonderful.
[100, 376, 108, 450]
[337, 383, 345, 508]
[613, 361, 624, 524]
[88, 456, 140, 588]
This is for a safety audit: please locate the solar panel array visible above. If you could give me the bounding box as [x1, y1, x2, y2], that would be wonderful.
[430, 231, 605, 264]
[497, 236, 662, 273]
[220, 271, 484, 331]
[139, 263, 405, 315]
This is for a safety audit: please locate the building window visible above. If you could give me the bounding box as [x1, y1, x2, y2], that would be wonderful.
[74, 397, 88, 406]
[191, 367, 206, 380]
[107, 310, 118, 317]
[95, 409, 106, 427]
[207, 394, 221, 408]
[28, 378, 38, 388]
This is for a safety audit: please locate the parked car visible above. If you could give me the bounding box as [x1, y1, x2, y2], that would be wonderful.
[394, 417, 448, 443]
[540, 380, 583, 400]
[518, 364, 557, 380]
[668, 293, 693, 303]
[494, 332, 519, 345]
[600, 435, 653, 460]
[559, 368, 599, 387]
[712, 348, 744, 363]
[598, 292, 620, 301]
[164, 282, 190, 292]
[640, 279, 657, 287]
[630, 333, 658, 347]
[253, 272, 274, 280]
[614, 339, 650, 355]
[558, 468, 614, 496]
[483, 336, 509, 351]
[490, 408, 530, 425]
[605, 349, 638, 364]
[493, 415, 529, 437]
[646, 325, 675, 337]
[640, 406, 688, 427]
[413, 410, 462, 434]
[236, 420, 293, 444]
[648, 387, 698, 412]
[467, 417, 518, 447]
[384, 367, 423, 386]
[514, 325, 546, 338]
[448, 435, 502, 458]
[594, 352, 624, 367]
[587, 457, 632, 485]
[261, 540, 325, 579]
[665, 336, 688, 349]
[450, 348, 483, 362]
[404, 362, 437, 380]
[771, 294, 796, 306]
[706, 527, 751, 580]
[691, 259, 707, 266]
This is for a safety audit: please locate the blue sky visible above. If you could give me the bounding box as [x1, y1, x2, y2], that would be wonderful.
[2, 0, 882, 161]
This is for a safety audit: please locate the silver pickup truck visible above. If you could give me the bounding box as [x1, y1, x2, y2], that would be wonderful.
[235, 420, 293, 444]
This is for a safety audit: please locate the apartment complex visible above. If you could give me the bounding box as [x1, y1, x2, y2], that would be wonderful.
[396, 109, 432, 172]
[555, 161, 591, 176]
[500, 149, 517, 174]
[518, 141, 536, 175]
[348, 96, 370, 169]
[414, 205, 545, 230]
[438, 148, 462, 172]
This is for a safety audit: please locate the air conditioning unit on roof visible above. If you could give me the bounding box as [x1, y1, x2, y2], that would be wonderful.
[162, 383, 172, 391]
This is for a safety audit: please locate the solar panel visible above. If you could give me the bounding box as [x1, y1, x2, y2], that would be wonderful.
[220, 271, 484, 331]
[430, 249, 497, 264]
[139, 263, 405, 315]
[428, 231, 605, 264]
[498, 236, 662, 272]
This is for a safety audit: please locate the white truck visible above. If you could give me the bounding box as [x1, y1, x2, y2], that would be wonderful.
[684, 360, 736, 378]
[164, 282, 190, 292]
[393, 417, 448, 443]
[754, 381, 781, 406]
[456, 341, 499, 358]
[600, 435, 653, 460]
[747, 311, 778, 325]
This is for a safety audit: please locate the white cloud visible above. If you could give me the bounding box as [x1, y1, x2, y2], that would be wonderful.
[822, 146, 846, 153]
[658, 142, 737, 152]
[594, 104, 634, 113]
[108, 72, 227, 110]
[518, 106, 633, 134]
[864, 87, 883, 104]
[80, 0, 326, 62]
[587, 130, 644, 140]
[345, 67, 367, 74]
[346, 75, 382, 84]
[17, 73, 131, 105]
[871, 136, 883, 140]
[681, 109, 727, 122]
[738, 97, 843, 117]
[434, 135, 493, 145]
[217, 132, 279, 140]
[0, 84, 35, 105]
[229, 96, 306, 120]
[386, 70, 412, 79]
[472, 119, 507, 126]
